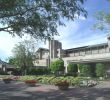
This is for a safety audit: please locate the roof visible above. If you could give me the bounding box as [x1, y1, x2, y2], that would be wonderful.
[0, 59, 7, 65]
[0, 59, 15, 68]
[37, 48, 49, 52]
[65, 43, 108, 52]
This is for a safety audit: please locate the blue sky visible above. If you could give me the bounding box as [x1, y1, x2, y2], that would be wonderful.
[0, 0, 110, 61]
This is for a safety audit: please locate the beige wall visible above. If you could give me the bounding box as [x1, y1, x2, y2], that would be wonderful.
[65, 46, 109, 57]
[34, 59, 48, 67]
[62, 52, 110, 73]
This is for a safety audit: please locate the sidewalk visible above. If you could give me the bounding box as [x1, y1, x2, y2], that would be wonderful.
[0, 81, 110, 100]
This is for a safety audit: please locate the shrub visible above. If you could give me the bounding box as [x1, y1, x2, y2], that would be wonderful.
[67, 63, 78, 76]
[78, 64, 92, 77]
[96, 63, 105, 77]
[19, 75, 97, 87]
[77, 64, 83, 73]
[55, 80, 69, 86]
[12, 69, 22, 75]
[0, 70, 8, 75]
[50, 59, 64, 75]
[27, 67, 50, 75]
[19, 76, 36, 81]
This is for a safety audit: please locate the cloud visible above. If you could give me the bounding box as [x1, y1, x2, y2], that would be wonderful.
[0, 0, 109, 61]
[55, 22, 107, 49]
[41, 20, 80, 49]
[0, 33, 20, 58]
[54, 21, 79, 49]
[0, 19, 107, 61]
[41, 17, 107, 50]
[74, 14, 86, 20]
[0, 32, 30, 61]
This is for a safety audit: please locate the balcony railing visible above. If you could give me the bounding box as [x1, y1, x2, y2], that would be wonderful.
[65, 47, 110, 57]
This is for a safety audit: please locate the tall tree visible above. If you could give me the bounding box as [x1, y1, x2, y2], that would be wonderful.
[12, 39, 37, 75]
[8, 57, 18, 67]
[93, 0, 110, 33]
[0, 0, 87, 39]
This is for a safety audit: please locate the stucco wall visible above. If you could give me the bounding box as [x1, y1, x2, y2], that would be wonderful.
[62, 52, 110, 73]
[34, 59, 48, 67]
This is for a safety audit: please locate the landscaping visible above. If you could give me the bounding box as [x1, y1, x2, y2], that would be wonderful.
[0, 75, 98, 88]
[0, 61, 105, 88]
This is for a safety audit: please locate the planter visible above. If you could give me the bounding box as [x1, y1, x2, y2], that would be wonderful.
[55, 81, 69, 90]
[26, 83, 36, 87]
[58, 85, 69, 90]
[3, 78, 12, 84]
[25, 80, 37, 87]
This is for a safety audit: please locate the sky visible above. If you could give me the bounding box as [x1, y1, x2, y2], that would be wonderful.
[0, 0, 110, 61]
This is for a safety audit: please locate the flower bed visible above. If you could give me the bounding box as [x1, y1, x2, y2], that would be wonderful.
[19, 75, 98, 87]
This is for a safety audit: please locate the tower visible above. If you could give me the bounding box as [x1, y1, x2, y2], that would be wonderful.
[49, 39, 62, 59]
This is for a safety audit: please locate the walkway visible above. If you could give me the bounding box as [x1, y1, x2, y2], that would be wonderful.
[0, 81, 110, 100]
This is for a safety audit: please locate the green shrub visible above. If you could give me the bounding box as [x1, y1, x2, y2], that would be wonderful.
[77, 64, 83, 73]
[50, 59, 64, 75]
[19, 76, 36, 81]
[78, 64, 92, 77]
[96, 63, 105, 77]
[27, 68, 50, 75]
[67, 63, 78, 76]
[0, 70, 8, 75]
[19, 75, 95, 87]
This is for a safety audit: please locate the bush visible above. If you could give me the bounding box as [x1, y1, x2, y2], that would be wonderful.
[96, 63, 105, 77]
[55, 80, 69, 86]
[78, 64, 92, 77]
[19, 76, 36, 81]
[19, 75, 98, 87]
[50, 59, 64, 75]
[0, 70, 8, 75]
[12, 69, 22, 75]
[67, 63, 78, 76]
[27, 68, 50, 75]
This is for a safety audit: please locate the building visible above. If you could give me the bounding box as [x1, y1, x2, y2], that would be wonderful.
[0, 59, 15, 72]
[0, 60, 7, 72]
[34, 36, 110, 73]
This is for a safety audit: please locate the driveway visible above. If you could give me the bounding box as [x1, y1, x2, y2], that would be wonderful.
[0, 81, 110, 100]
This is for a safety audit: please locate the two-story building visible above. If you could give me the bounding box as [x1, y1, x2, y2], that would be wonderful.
[34, 36, 110, 73]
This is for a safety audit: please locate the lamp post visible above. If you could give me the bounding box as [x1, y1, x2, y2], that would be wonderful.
[48, 37, 51, 68]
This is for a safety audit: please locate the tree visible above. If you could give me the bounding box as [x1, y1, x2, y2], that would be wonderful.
[50, 59, 64, 75]
[0, 0, 87, 39]
[12, 40, 37, 75]
[93, 11, 110, 32]
[8, 57, 18, 67]
[67, 63, 78, 76]
[96, 63, 105, 77]
[8, 57, 15, 65]
[93, 0, 110, 33]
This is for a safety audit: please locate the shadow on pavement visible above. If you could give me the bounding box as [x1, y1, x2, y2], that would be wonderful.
[0, 81, 110, 100]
